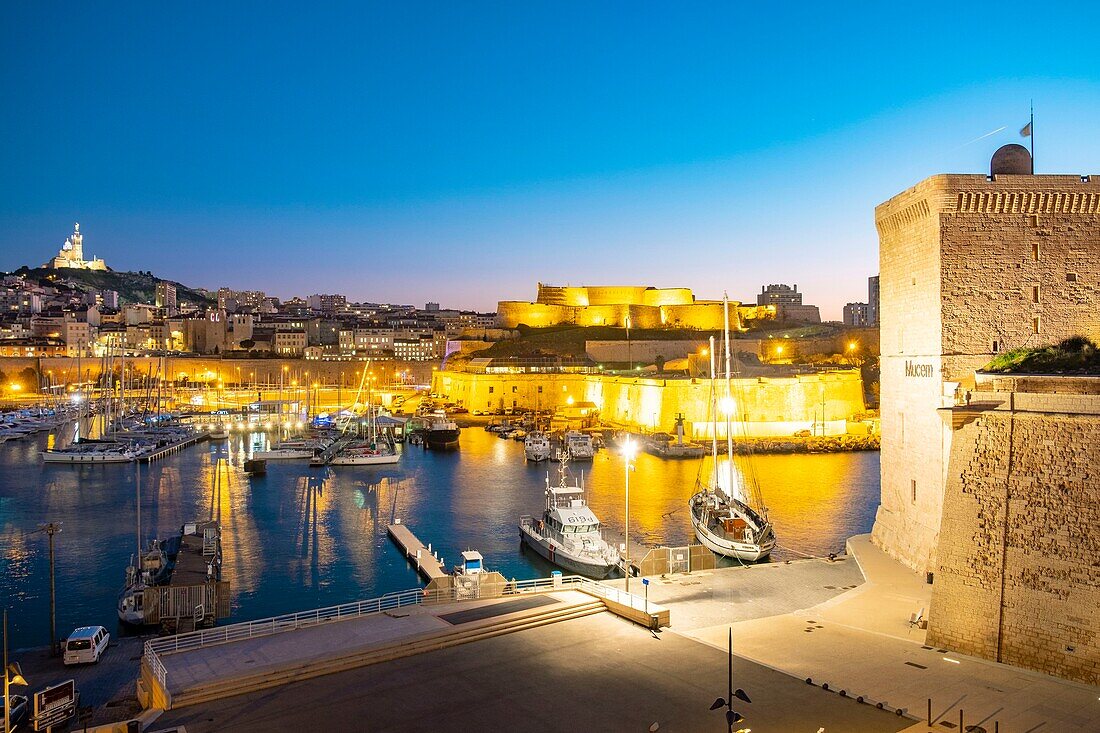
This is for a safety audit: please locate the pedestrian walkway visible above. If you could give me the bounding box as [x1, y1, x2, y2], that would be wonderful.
[148, 590, 603, 709]
[679, 535, 1100, 732]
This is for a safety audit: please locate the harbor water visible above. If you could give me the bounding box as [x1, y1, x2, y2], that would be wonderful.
[0, 426, 879, 649]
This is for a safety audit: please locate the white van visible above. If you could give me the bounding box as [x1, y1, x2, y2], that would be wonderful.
[62, 626, 110, 665]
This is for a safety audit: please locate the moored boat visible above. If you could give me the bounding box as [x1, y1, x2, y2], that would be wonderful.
[519, 459, 619, 578]
[564, 430, 595, 461]
[423, 411, 460, 450]
[689, 297, 776, 563]
[524, 431, 551, 462]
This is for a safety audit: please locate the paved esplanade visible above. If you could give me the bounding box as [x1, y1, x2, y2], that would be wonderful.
[632, 536, 1099, 733]
[154, 611, 908, 733]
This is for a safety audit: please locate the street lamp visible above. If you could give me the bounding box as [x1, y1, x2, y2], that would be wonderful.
[3, 609, 28, 733]
[709, 628, 751, 732]
[37, 522, 61, 655]
[621, 438, 637, 593]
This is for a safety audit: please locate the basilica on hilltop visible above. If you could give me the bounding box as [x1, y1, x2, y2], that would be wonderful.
[43, 222, 108, 271]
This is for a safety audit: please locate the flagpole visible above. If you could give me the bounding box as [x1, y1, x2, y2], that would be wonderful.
[1029, 101, 1034, 173]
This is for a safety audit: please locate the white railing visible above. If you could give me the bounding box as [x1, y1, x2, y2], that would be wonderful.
[142, 574, 654, 690]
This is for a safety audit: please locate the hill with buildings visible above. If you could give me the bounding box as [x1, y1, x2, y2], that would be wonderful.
[6, 266, 213, 310]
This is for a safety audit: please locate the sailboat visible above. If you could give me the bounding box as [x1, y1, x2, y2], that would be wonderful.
[118, 463, 172, 624]
[689, 296, 776, 562]
[330, 405, 399, 465]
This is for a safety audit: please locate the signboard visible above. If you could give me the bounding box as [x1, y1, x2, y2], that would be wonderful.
[33, 680, 77, 731]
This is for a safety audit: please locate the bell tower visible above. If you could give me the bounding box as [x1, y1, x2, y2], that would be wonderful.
[69, 222, 84, 261]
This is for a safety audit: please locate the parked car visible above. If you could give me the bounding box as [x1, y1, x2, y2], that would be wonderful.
[471, 409, 484, 416]
[63, 626, 110, 665]
[1, 694, 29, 730]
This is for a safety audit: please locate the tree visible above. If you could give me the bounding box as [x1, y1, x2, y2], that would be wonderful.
[655, 354, 666, 373]
[239, 339, 256, 349]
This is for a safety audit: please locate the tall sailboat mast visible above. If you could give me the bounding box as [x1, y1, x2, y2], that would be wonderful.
[709, 335, 719, 492]
[722, 294, 736, 501]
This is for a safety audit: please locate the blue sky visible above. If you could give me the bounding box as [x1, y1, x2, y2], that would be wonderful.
[1, 3, 1098, 318]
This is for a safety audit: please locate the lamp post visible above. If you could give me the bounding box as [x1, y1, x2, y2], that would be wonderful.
[709, 628, 751, 732]
[622, 438, 636, 593]
[38, 522, 61, 656]
[4, 609, 28, 733]
[625, 317, 632, 372]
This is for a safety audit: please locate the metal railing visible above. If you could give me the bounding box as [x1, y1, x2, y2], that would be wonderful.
[142, 574, 655, 690]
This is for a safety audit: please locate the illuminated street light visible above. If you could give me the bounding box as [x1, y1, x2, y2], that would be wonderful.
[621, 438, 637, 593]
[720, 396, 736, 416]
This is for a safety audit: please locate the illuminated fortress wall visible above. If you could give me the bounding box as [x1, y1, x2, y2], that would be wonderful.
[874, 171, 1100, 575]
[498, 283, 771, 330]
[432, 369, 865, 437]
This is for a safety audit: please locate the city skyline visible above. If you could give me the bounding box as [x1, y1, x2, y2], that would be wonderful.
[2, 3, 1099, 318]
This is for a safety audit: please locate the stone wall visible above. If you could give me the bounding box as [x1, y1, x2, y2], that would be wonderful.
[0, 356, 438, 387]
[873, 172, 1100, 575]
[432, 369, 865, 437]
[928, 389, 1100, 685]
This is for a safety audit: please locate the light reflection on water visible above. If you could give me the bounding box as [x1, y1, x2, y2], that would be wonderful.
[0, 427, 879, 648]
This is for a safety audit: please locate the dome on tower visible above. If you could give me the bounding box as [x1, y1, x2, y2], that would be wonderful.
[990, 144, 1032, 176]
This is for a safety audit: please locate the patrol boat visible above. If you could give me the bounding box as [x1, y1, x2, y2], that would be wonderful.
[519, 458, 619, 578]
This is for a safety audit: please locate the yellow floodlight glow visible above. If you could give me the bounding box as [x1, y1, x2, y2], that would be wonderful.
[720, 396, 736, 415]
[566, 396, 575, 406]
[621, 438, 637, 460]
[847, 341, 857, 351]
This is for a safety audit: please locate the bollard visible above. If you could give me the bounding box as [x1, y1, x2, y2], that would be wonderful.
[928, 698, 932, 725]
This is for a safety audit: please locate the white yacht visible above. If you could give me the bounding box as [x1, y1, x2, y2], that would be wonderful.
[564, 430, 595, 461]
[524, 431, 551, 462]
[43, 442, 139, 463]
[519, 460, 620, 578]
[689, 297, 776, 562]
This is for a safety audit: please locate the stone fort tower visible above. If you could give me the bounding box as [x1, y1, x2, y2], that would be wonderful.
[873, 147, 1100, 574]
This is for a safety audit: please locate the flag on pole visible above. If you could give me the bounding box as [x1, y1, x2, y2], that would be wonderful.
[1020, 121, 1032, 137]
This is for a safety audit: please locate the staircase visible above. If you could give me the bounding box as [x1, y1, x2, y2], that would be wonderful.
[162, 597, 605, 709]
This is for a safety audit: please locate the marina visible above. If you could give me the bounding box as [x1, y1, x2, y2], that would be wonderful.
[0, 420, 879, 651]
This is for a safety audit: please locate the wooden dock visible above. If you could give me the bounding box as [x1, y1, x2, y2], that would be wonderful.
[142, 520, 230, 631]
[139, 433, 207, 463]
[387, 522, 447, 581]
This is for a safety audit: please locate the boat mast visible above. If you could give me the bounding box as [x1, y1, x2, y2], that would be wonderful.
[709, 335, 719, 493]
[135, 461, 141, 559]
[722, 294, 735, 501]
